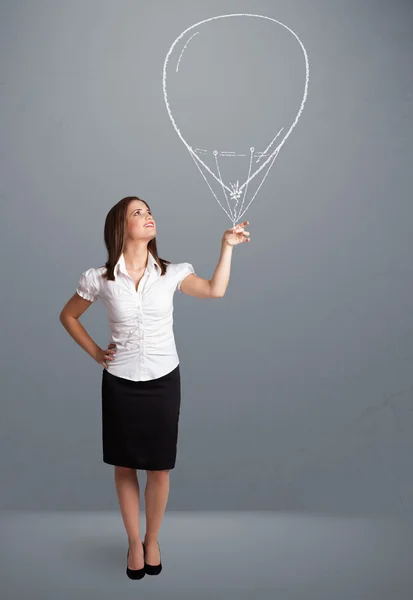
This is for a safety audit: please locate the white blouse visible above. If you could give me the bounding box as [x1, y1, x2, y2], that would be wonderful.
[76, 251, 195, 381]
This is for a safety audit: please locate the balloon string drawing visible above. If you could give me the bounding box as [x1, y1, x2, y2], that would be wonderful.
[162, 13, 310, 229]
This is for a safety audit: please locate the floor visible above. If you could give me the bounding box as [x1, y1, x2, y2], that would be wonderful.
[1, 511, 413, 599]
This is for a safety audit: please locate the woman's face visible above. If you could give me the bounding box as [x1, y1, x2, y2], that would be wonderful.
[126, 200, 156, 240]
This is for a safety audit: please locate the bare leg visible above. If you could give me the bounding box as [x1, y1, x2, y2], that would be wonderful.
[114, 466, 144, 569]
[144, 469, 170, 564]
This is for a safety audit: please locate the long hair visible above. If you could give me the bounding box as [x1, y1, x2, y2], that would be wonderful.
[99, 196, 171, 281]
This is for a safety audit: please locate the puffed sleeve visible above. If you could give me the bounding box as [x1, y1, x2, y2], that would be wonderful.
[76, 268, 100, 302]
[176, 262, 195, 293]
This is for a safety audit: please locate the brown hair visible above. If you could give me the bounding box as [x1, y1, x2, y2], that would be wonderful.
[99, 196, 170, 281]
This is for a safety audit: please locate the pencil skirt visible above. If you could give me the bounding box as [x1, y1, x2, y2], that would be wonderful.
[101, 364, 181, 470]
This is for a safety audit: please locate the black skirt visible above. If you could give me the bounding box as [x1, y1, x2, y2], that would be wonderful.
[101, 364, 181, 470]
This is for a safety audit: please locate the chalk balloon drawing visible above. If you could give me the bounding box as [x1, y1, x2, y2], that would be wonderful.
[163, 14, 309, 228]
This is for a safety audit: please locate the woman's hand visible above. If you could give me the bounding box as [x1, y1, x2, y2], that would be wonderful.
[222, 221, 251, 247]
[95, 343, 117, 369]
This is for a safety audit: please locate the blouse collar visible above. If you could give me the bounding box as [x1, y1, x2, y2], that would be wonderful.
[114, 251, 159, 280]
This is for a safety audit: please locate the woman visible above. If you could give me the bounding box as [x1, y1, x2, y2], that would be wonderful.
[59, 195, 250, 579]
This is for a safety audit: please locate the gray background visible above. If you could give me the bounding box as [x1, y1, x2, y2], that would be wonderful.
[2, 0, 413, 516]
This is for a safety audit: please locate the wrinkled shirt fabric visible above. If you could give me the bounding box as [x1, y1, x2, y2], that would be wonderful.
[76, 251, 195, 381]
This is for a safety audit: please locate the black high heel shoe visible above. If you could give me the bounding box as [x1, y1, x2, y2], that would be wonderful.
[126, 541, 145, 580]
[143, 541, 162, 575]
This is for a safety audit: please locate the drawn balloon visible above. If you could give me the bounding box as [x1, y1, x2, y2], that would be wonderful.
[163, 13, 309, 228]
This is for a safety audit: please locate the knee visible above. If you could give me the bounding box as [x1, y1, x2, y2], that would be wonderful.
[114, 465, 136, 475]
[146, 469, 170, 478]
